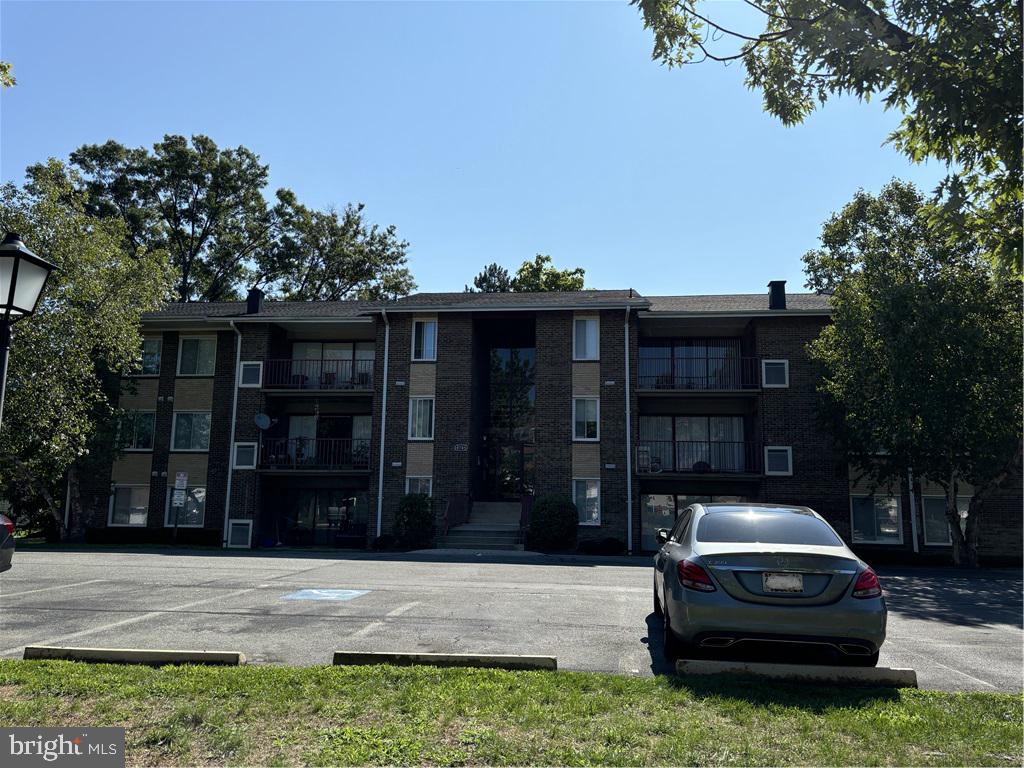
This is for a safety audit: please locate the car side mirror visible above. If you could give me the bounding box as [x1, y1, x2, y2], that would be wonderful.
[656, 528, 669, 545]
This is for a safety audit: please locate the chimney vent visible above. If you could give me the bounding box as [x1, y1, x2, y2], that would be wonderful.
[768, 280, 786, 310]
[246, 287, 264, 315]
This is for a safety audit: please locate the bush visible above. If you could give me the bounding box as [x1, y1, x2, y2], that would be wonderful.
[527, 494, 577, 551]
[395, 494, 435, 549]
[578, 537, 626, 556]
[372, 534, 397, 551]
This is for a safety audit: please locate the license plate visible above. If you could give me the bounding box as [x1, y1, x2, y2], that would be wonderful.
[763, 572, 804, 593]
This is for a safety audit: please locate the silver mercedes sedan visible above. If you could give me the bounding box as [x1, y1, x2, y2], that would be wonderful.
[653, 503, 886, 666]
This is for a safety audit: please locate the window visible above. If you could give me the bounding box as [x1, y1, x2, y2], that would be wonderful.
[573, 479, 600, 525]
[177, 337, 216, 376]
[697, 509, 843, 546]
[238, 361, 262, 387]
[233, 442, 257, 469]
[406, 476, 433, 496]
[573, 317, 599, 360]
[121, 411, 155, 451]
[851, 494, 903, 544]
[171, 412, 211, 451]
[109, 486, 149, 527]
[762, 359, 789, 388]
[408, 397, 434, 440]
[764, 446, 793, 476]
[922, 496, 969, 546]
[140, 337, 161, 376]
[412, 320, 437, 361]
[165, 486, 206, 527]
[573, 397, 599, 441]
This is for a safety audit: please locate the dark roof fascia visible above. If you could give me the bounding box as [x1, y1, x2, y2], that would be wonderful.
[367, 301, 651, 314]
[638, 308, 832, 319]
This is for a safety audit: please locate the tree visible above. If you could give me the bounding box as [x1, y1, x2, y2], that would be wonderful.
[465, 262, 513, 292]
[0, 160, 175, 534]
[803, 181, 1022, 566]
[632, 0, 1023, 273]
[270, 192, 415, 301]
[0, 61, 14, 88]
[511, 254, 585, 292]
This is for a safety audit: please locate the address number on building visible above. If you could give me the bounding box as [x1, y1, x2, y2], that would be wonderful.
[453, 443, 468, 452]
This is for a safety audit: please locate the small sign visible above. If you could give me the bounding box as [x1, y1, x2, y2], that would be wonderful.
[453, 443, 468, 452]
[171, 489, 186, 508]
[282, 589, 369, 602]
[174, 472, 188, 490]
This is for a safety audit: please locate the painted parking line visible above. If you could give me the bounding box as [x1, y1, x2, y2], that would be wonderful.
[0, 579, 106, 599]
[281, 589, 370, 601]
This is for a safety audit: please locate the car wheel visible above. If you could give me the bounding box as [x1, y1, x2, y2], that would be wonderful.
[662, 603, 683, 662]
[847, 651, 880, 668]
[653, 577, 663, 616]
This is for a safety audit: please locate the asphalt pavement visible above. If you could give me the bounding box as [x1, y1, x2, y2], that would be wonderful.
[0, 548, 1020, 692]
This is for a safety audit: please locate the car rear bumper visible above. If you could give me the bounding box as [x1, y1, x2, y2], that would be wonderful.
[0, 534, 14, 572]
[668, 589, 886, 652]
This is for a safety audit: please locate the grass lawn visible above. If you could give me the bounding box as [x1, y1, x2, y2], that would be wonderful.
[0, 660, 1020, 766]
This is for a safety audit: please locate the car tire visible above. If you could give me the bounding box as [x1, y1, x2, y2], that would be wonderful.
[662, 603, 683, 662]
[653, 577, 663, 616]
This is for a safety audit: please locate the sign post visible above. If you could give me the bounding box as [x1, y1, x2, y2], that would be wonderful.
[172, 472, 187, 544]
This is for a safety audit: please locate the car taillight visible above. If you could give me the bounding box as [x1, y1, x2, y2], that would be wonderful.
[678, 559, 716, 592]
[0, 514, 13, 536]
[852, 567, 882, 599]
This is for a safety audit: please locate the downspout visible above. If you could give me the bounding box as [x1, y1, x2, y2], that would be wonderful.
[375, 309, 391, 539]
[222, 321, 242, 547]
[624, 306, 633, 554]
[907, 466, 919, 553]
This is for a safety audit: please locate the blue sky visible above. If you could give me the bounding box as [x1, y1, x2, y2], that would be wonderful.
[1, 1, 946, 296]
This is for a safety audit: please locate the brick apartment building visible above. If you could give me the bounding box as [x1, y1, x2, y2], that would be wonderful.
[65, 281, 1022, 563]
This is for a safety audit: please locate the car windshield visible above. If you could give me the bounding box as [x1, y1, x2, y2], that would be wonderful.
[696, 510, 844, 546]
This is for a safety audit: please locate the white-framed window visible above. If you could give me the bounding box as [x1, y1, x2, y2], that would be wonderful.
[764, 446, 793, 476]
[408, 397, 435, 440]
[412, 319, 437, 361]
[165, 486, 206, 527]
[121, 411, 155, 451]
[171, 412, 211, 451]
[762, 359, 789, 388]
[850, 494, 903, 544]
[405, 476, 433, 496]
[573, 317, 599, 361]
[233, 442, 258, 469]
[573, 397, 600, 441]
[573, 479, 601, 526]
[238, 361, 263, 388]
[139, 337, 162, 376]
[177, 336, 217, 376]
[922, 496, 969, 546]
[108, 485, 149, 527]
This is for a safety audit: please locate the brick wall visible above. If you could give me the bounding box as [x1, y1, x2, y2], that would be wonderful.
[146, 331, 179, 529]
[593, 309, 631, 547]
[228, 324, 271, 527]
[434, 314, 474, 504]
[534, 312, 573, 500]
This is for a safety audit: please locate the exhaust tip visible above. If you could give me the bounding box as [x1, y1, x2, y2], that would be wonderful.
[700, 637, 737, 648]
[838, 643, 872, 656]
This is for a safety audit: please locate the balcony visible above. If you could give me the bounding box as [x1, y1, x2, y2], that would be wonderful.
[259, 437, 371, 471]
[635, 440, 762, 475]
[636, 357, 760, 391]
[264, 359, 374, 391]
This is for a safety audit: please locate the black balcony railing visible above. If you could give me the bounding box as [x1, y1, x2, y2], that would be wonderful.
[264, 359, 374, 390]
[636, 356, 760, 390]
[635, 440, 762, 474]
[259, 437, 371, 470]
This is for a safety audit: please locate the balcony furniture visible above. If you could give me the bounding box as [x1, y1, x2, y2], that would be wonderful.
[635, 440, 761, 474]
[265, 358, 375, 390]
[259, 437, 371, 470]
[636, 356, 760, 391]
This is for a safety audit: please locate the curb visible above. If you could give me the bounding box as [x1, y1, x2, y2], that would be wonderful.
[333, 651, 557, 671]
[23, 646, 245, 666]
[675, 659, 917, 687]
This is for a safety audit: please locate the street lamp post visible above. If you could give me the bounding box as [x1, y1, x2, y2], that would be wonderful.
[0, 232, 57, 429]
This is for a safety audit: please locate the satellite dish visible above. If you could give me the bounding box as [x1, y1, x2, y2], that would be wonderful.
[254, 413, 272, 430]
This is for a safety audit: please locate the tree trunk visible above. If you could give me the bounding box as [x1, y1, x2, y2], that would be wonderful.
[65, 465, 87, 542]
[945, 483, 973, 566]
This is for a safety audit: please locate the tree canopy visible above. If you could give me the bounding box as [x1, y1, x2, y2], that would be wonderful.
[466, 263, 513, 293]
[804, 180, 1022, 566]
[511, 254, 586, 292]
[632, 0, 1022, 274]
[49, 134, 415, 302]
[0, 160, 175, 529]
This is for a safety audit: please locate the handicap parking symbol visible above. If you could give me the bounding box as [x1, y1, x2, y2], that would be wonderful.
[282, 588, 370, 601]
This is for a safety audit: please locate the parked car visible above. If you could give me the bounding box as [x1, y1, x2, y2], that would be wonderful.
[653, 503, 886, 667]
[0, 514, 14, 572]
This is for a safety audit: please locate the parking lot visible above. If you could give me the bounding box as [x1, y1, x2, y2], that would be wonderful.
[1, 549, 1020, 692]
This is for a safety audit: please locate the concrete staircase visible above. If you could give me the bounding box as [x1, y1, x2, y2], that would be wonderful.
[437, 501, 523, 551]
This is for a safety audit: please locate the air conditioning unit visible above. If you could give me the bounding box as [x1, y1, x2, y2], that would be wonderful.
[226, 519, 253, 549]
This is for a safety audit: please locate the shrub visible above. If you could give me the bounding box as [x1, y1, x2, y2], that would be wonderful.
[578, 537, 626, 556]
[527, 494, 577, 551]
[395, 494, 435, 549]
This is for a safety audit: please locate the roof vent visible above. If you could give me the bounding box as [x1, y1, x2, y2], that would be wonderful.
[246, 287, 264, 315]
[768, 280, 786, 310]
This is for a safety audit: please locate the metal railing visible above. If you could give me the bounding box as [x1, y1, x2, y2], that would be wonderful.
[259, 437, 371, 470]
[635, 440, 761, 474]
[636, 356, 760, 390]
[264, 358, 375, 390]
